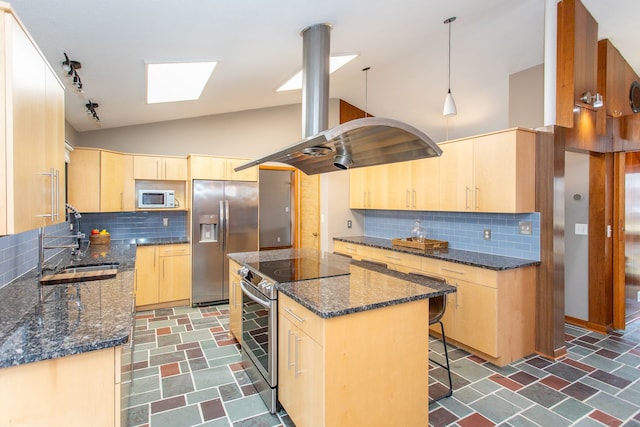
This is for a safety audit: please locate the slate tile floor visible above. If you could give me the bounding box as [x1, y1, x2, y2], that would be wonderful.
[122, 305, 640, 427]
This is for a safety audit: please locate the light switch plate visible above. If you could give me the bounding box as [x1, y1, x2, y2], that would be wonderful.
[575, 223, 588, 235]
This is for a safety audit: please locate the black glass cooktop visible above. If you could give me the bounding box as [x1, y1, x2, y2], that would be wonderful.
[247, 257, 350, 283]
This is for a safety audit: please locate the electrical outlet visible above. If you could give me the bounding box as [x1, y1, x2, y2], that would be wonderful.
[519, 221, 532, 235]
[637, 291, 640, 303]
[347, 219, 352, 229]
[163, 218, 169, 227]
[483, 229, 491, 240]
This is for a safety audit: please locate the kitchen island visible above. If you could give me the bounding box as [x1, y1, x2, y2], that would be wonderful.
[229, 248, 456, 427]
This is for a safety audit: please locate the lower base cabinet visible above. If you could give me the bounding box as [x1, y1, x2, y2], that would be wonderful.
[0, 346, 122, 427]
[135, 244, 191, 309]
[278, 294, 430, 427]
[228, 260, 242, 340]
[333, 240, 536, 366]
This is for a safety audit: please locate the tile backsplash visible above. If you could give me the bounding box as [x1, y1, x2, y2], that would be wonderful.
[364, 210, 540, 260]
[79, 211, 187, 240]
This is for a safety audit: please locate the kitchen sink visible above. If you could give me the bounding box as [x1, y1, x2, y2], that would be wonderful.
[40, 263, 119, 285]
[59, 263, 120, 274]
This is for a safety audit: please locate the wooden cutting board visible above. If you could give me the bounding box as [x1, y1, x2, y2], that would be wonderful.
[39, 269, 117, 285]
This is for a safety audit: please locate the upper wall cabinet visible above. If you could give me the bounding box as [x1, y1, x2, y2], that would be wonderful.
[440, 128, 536, 213]
[68, 148, 135, 213]
[1, 7, 65, 235]
[133, 155, 187, 181]
[556, 0, 598, 129]
[188, 155, 258, 181]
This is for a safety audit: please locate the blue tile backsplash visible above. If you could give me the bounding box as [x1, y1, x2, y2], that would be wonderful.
[0, 211, 187, 289]
[363, 210, 540, 260]
[79, 211, 187, 241]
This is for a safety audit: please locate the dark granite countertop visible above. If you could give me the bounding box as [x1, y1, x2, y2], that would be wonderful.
[0, 240, 139, 368]
[229, 249, 456, 319]
[334, 236, 540, 271]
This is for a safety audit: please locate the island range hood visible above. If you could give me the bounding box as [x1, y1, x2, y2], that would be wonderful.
[234, 24, 441, 176]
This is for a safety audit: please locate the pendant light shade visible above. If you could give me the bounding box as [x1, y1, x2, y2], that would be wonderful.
[443, 89, 457, 116]
[443, 17, 457, 117]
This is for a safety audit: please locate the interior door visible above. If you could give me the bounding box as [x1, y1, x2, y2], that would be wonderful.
[297, 171, 320, 250]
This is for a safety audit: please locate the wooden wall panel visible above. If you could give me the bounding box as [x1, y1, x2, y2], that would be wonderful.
[587, 153, 614, 332]
[536, 127, 567, 360]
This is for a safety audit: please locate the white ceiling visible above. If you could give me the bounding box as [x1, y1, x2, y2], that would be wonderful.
[10, 0, 640, 139]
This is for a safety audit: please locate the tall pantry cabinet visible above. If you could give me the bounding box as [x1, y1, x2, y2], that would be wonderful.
[0, 6, 65, 235]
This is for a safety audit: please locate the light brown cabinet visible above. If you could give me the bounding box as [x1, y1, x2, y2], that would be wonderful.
[135, 244, 191, 308]
[228, 260, 242, 340]
[134, 155, 187, 181]
[1, 8, 65, 235]
[0, 346, 122, 426]
[278, 292, 429, 426]
[348, 164, 389, 209]
[188, 155, 258, 181]
[439, 128, 536, 213]
[68, 148, 135, 213]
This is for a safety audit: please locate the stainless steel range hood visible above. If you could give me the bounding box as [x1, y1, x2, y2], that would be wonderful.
[234, 24, 441, 176]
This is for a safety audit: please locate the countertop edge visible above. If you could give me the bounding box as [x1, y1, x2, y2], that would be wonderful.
[334, 236, 540, 270]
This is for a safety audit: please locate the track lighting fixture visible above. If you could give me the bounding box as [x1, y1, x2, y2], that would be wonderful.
[64, 53, 101, 122]
[62, 52, 81, 76]
[85, 101, 100, 122]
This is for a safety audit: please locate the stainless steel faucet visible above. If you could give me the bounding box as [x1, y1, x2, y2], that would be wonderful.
[38, 227, 86, 276]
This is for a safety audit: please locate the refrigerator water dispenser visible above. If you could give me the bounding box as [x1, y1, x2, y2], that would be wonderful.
[199, 214, 219, 242]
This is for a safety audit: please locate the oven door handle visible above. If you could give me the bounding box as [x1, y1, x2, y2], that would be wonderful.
[239, 280, 270, 309]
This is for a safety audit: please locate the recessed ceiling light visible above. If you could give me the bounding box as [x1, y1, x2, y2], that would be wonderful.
[146, 62, 217, 104]
[276, 54, 358, 92]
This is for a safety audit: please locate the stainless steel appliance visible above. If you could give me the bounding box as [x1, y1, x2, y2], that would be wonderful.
[191, 180, 258, 305]
[238, 257, 350, 413]
[137, 189, 175, 208]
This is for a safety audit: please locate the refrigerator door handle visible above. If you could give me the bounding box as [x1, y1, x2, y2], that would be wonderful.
[219, 200, 225, 252]
[224, 200, 230, 252]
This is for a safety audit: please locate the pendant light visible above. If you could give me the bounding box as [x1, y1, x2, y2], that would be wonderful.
[443, 17, 457, 117]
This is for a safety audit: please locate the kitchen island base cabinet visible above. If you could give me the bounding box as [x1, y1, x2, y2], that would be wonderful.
[278, 294, 430, 427]
[0, 346, 122, 427]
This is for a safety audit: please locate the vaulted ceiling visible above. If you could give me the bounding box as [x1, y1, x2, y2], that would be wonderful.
[11, 0, 640, 141]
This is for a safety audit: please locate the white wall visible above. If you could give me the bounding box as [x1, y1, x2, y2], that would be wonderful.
[564, 151, 590, 320]
[509, 64, 544, 129]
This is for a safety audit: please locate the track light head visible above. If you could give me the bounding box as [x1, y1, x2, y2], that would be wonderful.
[62, 52, 81, 75]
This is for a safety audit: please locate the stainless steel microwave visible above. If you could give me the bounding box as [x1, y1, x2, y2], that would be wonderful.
[137, 189, 175, 209]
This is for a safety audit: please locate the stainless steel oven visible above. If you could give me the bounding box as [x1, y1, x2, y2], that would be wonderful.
[238, 256, 351, 414]
[238, 267, 278, 413]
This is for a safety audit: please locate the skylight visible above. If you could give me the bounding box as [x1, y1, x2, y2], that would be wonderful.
[146, 62, 217, 104]
[276, 54, 358, 92]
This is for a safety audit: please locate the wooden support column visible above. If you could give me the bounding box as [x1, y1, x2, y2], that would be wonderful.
[536, 126, 567, 359]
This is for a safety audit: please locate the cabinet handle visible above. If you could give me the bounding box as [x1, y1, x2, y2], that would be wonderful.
[384, 254, 400, 261]
[465, 187, 471, 210]
[441, 267, 465, 275]
[412, 190, 416, 208]
[344, 246, 356, 253]
[162, 249, 186, 255]
[37, 168, 57, 221]
[285, 307, 306, 323]
[54, 169, 60, 220]
[287, 330, 295, 369]
[406, 190, 410, 208]
[475, 186, 479, 210]
[157, 160, 161, 179]
[294, 334, 302, 376]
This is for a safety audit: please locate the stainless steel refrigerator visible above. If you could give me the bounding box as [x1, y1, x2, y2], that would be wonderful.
[192, 180, 258, 305]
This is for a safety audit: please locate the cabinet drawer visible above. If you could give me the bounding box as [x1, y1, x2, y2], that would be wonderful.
[158, 244, 191, 256]
[279, 294, 324, 345]
[436, 260, 498, 288]
[333, 241, 362, 258]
